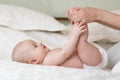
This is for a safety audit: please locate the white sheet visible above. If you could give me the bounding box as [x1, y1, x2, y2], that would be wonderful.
[0, 25, 120, 80]
[0, 60, 119, 80]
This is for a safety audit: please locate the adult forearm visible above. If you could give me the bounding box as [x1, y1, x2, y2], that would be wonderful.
[97, 9, 120, 30]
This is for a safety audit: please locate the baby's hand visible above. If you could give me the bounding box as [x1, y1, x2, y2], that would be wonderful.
[70, 23, 87, 37]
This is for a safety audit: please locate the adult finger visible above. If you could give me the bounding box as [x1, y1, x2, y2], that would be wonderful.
[66, 9, 70, 17]
[72, 7, 81, 11]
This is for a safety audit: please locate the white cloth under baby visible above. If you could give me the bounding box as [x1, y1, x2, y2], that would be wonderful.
[83, 43, 108, 69]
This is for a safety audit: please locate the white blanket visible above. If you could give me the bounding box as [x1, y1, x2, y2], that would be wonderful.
[0, 60, 119, 80]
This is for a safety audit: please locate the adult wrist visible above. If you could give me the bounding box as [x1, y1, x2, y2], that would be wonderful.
[96, 8, 106, 23]
[95, 8, 103, 22]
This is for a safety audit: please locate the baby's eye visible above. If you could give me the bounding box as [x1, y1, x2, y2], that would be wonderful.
[35, 44, 37, 48]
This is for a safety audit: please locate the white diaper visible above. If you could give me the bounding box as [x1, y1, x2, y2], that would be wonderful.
[83, 43, 108, 69]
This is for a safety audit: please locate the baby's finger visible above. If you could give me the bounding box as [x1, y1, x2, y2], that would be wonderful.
[80, 29, 87, 33]
[74, 22, 78, 27]
[79, 24, 86, 29]
[75, 22, 80, 27]
[74, 19, 81, 23]
[76, 21, 83, 27]
[79, 20, 86, 26]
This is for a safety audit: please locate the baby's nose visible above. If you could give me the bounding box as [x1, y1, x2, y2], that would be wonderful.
[39, 43, 46, 48]
[42, 44, 46, 48]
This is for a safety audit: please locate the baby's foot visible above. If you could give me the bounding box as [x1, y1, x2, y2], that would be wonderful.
[66, 7, 80, 19]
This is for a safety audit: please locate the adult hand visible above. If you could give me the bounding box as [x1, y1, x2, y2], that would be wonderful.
[66, 7, 99, 25]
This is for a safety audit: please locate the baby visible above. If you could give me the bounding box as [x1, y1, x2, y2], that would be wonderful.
[12, 23, 107, 69]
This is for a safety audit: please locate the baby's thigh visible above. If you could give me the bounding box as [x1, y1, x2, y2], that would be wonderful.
[76, 46, 85, 58]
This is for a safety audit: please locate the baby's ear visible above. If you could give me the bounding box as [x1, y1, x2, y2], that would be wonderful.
[28, 59, 39, 64]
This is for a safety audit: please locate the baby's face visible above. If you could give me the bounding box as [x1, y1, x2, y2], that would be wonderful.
[21, 40, 50, 64]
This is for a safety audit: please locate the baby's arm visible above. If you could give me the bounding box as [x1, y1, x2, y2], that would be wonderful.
[43, 24, 86, 65]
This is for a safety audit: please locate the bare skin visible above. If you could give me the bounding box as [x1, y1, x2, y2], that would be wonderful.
[66, 7, 120, 30]
[12, 23, 102, 69]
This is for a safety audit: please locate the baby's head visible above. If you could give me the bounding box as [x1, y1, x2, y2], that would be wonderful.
[12, 39, 50, 64]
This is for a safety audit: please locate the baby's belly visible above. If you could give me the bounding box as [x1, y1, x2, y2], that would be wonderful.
[60, 53, 83, 68]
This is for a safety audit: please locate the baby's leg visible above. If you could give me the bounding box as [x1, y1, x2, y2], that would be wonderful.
[77, 25, 102, 66]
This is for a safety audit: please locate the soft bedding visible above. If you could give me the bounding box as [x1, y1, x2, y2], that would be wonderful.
[0, 4, 120, 80]
[0, 60, 119, 80]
